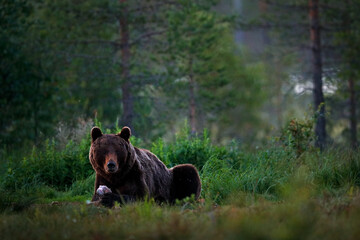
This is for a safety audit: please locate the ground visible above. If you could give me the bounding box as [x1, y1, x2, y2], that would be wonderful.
[1, 191, 360, 240]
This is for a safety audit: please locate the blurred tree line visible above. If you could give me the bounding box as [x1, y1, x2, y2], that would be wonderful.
[237, 0, 360, 149]
[0, 0, 359, 150]
[0, 0, 264, 148]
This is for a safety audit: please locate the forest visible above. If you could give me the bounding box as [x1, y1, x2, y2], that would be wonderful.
[1, 0, 360, 239]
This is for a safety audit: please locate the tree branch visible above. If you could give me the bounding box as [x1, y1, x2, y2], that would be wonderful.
[130, 30, 167, 46]
[129, 1, 179, 13]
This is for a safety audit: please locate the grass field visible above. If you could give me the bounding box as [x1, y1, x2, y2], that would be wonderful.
[1, 127, 360, 239]
[1, 191, 360, 240]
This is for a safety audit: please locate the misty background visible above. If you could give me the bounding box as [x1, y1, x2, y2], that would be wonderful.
[1, 0, 358, 151]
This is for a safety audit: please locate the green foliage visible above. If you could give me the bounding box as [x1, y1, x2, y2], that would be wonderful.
[1, 137, 92, 191]
[0, 187, 37, 212]
[201, 146, 296, 203]
[0, 0, 60, 146]
[151, 125, 221, 169]
[1, 188, 360, 239]
[65, 173, 95, 197]
[149, 124, 360, 204]
[0, 119, 359, 213]
[311, 149, 360, 189]
[164, 2, 266, 136]
[2, 123, 360, 209]
[1, 1, 360, 236]
[281, 116, 315, 157]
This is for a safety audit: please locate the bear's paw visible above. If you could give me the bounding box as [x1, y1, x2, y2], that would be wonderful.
[96, 185, 112, 196]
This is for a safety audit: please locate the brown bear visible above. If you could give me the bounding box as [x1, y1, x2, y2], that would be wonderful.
[89, 126, 201, 207]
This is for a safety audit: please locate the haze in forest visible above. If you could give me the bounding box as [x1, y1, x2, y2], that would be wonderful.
[1, 0, 358, 150]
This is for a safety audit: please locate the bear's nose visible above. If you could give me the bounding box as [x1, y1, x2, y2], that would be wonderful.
[107, 162, 116, 170]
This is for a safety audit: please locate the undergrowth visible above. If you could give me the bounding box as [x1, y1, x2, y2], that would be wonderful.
[1, 190, 360, 240]
[0, 122, 360, 240]
[0, 122, 359, 212]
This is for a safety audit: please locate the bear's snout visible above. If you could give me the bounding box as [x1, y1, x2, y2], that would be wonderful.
[104, 154, 118, 173]
[107, 161, 116, 172]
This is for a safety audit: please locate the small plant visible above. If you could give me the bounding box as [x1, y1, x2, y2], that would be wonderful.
[281, 116, 315, 157]
[151, 123, 218, 170]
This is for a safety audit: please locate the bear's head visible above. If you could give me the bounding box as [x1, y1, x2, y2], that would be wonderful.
[89, 126, 135, 179]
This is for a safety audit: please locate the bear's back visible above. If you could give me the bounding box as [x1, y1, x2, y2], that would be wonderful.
[133, 147, 172, 201]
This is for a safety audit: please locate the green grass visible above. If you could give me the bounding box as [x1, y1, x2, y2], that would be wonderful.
[1, 125, 360, 239]
[0, 189, 360, 240]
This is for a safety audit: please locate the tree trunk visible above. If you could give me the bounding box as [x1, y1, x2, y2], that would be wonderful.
[309, 0, 326, 150]
[119, 0, 134, 131]
[344, 0, 358, 149]
[276, 78, 283, 129]
[33, 77, 39, 145]
[188, 57, 197, 134]
[349, 78, 358, 148]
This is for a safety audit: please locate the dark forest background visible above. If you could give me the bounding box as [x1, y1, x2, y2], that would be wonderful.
[2, 3, 360, 237]
[1, 0, 359, 151]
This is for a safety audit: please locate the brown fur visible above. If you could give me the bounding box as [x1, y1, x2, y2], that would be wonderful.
[89, 126, 201, 207]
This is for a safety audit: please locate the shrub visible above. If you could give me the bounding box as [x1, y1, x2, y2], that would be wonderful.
[1, 138, 92, 191]
[280, 117, 315, 157]
[1, 122, 360, 208]
[201, 146, 297, 203]
[151, 125, 221, 170]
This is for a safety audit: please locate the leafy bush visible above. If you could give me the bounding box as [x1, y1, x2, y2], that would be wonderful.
[151, 125, 224, 170]
[280, 117, 315, 157]
[201, 146, 297, 203]
[1, 123, 360, 208]
[1, 138, 92, 191]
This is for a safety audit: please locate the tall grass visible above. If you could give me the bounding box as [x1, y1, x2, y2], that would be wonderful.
[1, 123, 359, 239]
[1, 138, 92, 191]
[151, 125, 219, 169]
[0, 124, 359, 210]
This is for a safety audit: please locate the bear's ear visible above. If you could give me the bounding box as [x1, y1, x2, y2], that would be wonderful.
[117, 126, 131, 142]
[91, 127, 103, 143]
